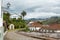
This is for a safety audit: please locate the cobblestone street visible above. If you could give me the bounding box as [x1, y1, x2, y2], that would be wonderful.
[4, 31, 41, 40]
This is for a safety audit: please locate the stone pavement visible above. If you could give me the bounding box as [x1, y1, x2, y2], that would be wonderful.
[17, 32, 59, 40]
[4, 31, 42, 40]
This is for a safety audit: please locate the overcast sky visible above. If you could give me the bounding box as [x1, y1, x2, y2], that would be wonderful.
[3, 0, 60, 19]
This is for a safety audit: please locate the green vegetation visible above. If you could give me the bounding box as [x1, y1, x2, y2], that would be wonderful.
[3, 10, 29, 32]
[21, 27, 30, 32]
[3, 3, 29, 32]
[3, 12, 11, 25]
[42, 16, 60, 25]
[21, 11, 26, 20]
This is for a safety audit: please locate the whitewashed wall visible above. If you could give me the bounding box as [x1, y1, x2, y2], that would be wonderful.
[0, 0, 3, 27]
[29, 27, 40, 31]
[0, 0, 3, 40]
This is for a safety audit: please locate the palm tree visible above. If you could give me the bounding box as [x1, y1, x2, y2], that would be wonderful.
[21, 11, 26, 20]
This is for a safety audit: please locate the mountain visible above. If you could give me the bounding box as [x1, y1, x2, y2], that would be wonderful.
[42, 16, 60, 24]
[26, 18, 48, 21]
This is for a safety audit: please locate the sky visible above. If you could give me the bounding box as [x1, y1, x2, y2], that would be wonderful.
[3, 0, 60, 19]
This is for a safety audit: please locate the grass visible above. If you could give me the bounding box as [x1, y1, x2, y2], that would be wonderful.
[7, 27, 30, 32]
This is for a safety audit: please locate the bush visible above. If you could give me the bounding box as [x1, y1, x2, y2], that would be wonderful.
[20, 27, 30, 32]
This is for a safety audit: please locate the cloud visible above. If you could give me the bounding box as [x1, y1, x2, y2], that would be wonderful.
[25, 12, 60, 19]
[3, 0, 60, 19]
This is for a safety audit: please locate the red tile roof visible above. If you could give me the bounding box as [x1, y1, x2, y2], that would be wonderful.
[49, 23, 60, 30]
[28, 22, 42, 27]
[42, 23, 60, 30]
[28, 21, 60, 30]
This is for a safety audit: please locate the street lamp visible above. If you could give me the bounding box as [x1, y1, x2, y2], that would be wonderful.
[7, 2, 11, 9]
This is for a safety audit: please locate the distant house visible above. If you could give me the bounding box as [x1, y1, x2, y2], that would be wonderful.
[10, 14, 20, 20]
[28, 21, 60, 33]
[40, 23, 60, 33]
[28, 21, 42, 31]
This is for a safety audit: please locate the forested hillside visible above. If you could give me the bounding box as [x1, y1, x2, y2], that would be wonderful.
[42, 16, 60, 25]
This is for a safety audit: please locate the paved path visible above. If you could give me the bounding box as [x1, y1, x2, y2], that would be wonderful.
[4, 31, 42, 40]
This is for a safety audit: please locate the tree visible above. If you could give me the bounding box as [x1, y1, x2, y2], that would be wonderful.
[3, 12, 11, 30]
[3, 12, 10, 20]
[21, 11, 26, 20]
[3, 12, 11, 25]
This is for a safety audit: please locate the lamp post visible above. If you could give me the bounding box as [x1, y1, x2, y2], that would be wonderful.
[7, 2, 11, 9]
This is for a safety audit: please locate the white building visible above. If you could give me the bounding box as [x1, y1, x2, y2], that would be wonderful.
[0, 0, 3, 40]
[28, 21, 60, 33]
[10, 14, 20, 20]
[28, 21, 42, 31]
[40, 23, 60, 33]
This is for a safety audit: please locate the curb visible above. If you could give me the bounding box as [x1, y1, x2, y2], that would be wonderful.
[3, 31, 8, 36]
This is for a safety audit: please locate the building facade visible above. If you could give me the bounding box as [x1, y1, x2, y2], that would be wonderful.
[0, 0, 3, 40]
[28, 21, 42, 31]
